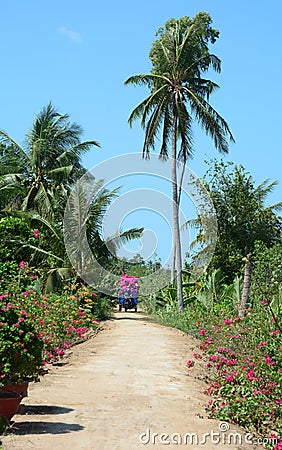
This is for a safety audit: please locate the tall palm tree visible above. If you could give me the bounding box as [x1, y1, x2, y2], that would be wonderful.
[125, 14, 234, 312]
[0, 103, 100, 218]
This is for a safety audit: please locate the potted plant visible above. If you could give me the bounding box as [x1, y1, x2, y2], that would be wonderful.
[0, 299, 44, 421]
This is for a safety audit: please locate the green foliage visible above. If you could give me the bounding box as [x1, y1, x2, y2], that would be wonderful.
[109, 254, 161, 278]
[0, 103, 100, 217]
[0, 262, 18, 286]
[251, 241, 282, 327]
[150, 269, 242, 314]
[150, 13, 220, 76]
[125, 14, 234, 160]
[202, 159, 282, 281]
[0, 216, 39, 283]
[0, 216, 35, 261]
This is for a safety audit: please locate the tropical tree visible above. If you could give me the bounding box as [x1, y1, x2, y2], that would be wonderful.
[15, 180, 143, 292]
[63, 176, 144, 293]
[125, 13, 234, 312]
[0, 102, 100, 218]
[0, 105, 145, 293]
[202, 159, 282, 282]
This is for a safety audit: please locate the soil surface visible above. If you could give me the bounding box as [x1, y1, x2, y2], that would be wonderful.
[2, 310, 263, 450]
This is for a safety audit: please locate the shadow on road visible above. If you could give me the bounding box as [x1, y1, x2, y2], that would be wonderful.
[111, 312, 158, 323]
[8, 421, 84, 435]
[17, 405, 74, 415]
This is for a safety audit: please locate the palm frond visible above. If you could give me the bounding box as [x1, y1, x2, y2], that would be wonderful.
[105, 227, 144, 256]
[186, 88, 235, 152]
[0, 130, 28, 164]
[125, 73, 165, 87]
[127, 82, 169, 128]
[47, 165, 74, 182]
[143, 100, 167, 157]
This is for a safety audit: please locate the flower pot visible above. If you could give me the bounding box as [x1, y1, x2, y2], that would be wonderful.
[0, 394, 22, 421]
[1, 381, 29, 398]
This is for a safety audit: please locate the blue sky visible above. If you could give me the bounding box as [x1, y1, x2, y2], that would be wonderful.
[1, 0, 281, 264]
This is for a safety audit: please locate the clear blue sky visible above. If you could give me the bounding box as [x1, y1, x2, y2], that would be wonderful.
[1, 0, 282, 264]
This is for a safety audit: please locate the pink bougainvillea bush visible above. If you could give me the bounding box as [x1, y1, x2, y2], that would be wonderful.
[186, 308, 282, 450]
[0, 299, 44, 386]
[0, 263, 103, 369]
[152, 287, 281, 449]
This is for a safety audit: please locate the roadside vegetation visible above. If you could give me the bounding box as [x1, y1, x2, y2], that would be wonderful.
[0, 11, 281, 450]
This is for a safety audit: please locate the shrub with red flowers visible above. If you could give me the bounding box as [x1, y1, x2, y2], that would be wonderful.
[0, 267, 103, 367]
[193, 310, 281, 433]
[12, 287, 101, 363]
[152, 275, 281, 449]
[0, 299, 44, 386]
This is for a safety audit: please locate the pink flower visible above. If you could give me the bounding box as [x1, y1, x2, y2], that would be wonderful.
[271, 329, 280, 337]
[199, 328, 206, 336]
[33, 229, 40, 238]
[209, 355, 219, 362]
[258, 341, 267, 347]
[264, 356, 275, 366]
[217, 347, 229, 353]
[223, 318, 232, 325]
[18, 261, 28, 270]
[186, 360, 194, 367]
[246, 370, 260, 381]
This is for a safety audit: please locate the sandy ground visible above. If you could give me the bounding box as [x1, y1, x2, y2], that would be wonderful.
[2, 310, 264, 450]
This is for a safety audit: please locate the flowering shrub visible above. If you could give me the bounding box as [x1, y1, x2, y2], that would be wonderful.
[9, 288, 101, 363]
[0, 299, 44, 386]
[184, 306, 281, 449]
[0, 266, 103, 367]
[118, 274, 140, 298]
[153, 296, 281, 449]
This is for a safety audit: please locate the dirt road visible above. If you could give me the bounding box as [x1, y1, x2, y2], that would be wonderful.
[2, 310, 263, 450]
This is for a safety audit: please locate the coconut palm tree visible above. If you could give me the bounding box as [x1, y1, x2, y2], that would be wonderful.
[125, 13, 234, 312]
[0, 102, 100, 218]
[19, 179, 143, 292]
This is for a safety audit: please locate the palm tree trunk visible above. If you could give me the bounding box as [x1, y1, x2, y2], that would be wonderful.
[170, 231, 176, 286]
[171, 115, 184, 313]
[171, 155, 185, 288]
[239, 253, 252, 318]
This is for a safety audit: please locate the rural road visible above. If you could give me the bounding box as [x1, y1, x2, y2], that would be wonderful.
[2, 310, 263, 449]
